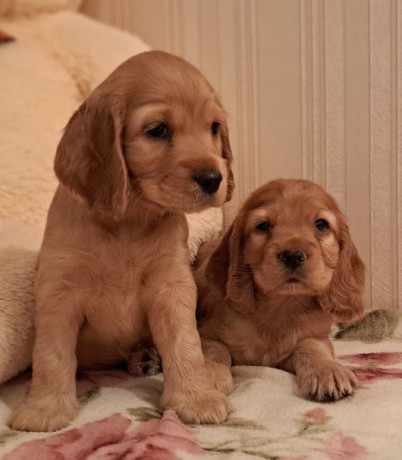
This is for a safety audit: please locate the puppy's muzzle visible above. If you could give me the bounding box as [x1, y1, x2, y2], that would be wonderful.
[278, 250, 307, 271]
[193, 169, 222, 194]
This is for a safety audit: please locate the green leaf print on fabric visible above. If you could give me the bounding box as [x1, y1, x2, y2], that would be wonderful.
[221, 417, 266, 431]
[127, 406, 163, 422]
[202, 435, 282, 459]
[0, 430, 19, 447]
[198, 407, 338, 459]
[78, 386, 100, 405]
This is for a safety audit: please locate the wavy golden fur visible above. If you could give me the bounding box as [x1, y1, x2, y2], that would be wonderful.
[195, 179, 365, 401]
[9, 51, 233, 432]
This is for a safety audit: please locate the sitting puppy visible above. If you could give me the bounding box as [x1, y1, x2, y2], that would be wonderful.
[195, 179, 364, 401]
[9, 51, 233, 432]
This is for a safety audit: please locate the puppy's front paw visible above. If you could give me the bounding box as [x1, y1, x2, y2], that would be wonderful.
[205, 361, 234, 395]
[297, 361, 357, 401]
[128, 346, 161, 377]
[9, 396, 80, 432]
[162, 387, 231, 424]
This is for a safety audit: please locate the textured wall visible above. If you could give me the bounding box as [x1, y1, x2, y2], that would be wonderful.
[82, 0, 402, 311]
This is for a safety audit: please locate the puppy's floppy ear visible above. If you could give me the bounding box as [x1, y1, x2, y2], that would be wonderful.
[317, 215, 365, 322]
[206, 213, 255, 314]
[54, 95, 129, 220]
[219, 119, 234, 202]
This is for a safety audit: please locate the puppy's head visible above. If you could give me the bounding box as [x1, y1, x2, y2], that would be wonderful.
[206, 179, 365, 321]
[55, 51, 233, 219]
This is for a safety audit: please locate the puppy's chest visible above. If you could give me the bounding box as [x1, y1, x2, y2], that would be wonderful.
[225, 314, 307, 367]
[82, 253, 144, 334]
[84, 233, 184, 328]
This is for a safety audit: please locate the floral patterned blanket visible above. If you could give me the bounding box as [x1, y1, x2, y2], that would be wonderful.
[0, 309, 401, 460]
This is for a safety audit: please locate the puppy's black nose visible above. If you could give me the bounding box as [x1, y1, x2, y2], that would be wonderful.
[278, 250, 307, 270]
[193, 170, 222, 194]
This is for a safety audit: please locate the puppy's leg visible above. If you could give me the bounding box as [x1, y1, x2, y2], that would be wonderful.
[201, 338, 234, 395]
[145, 267, 231, 424]
[283, 337, 357, 401]
[9, 298, 82, 432]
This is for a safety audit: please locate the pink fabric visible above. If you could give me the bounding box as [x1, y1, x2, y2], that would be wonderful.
[318, 433, 367, 460]
[5, 411, 204, 460]
[338, 352, 402, 366]
[304, 408, 327, 423]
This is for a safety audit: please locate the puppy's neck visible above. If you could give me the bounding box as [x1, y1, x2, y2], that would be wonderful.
[55, 185, 183, 235]
[256, 291, 318, 314]
[123, 192, 177, 223]
[97, 200, 182, 235]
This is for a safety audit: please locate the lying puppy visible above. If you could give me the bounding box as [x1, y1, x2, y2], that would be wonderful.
[195, 179, 365, 401]
[9, 51, 234, 432]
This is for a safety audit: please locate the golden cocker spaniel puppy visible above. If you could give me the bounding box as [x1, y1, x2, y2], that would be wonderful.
[195, 179, 364, 401]
[9, 51, 234, 432]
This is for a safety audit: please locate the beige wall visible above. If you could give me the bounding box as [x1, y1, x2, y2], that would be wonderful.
[81, 0, 402, 311]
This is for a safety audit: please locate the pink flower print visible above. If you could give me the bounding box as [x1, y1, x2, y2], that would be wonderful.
[98, 409, 205, 459]
[4, 413, 131, 460]
[305, 408, 327, 423]
[5, 411, 204, 460]
[336, 353, 402, 385]
[348, 367, 402, 384]
[338, 352, 402, 366]
[318, 432, 367, 460]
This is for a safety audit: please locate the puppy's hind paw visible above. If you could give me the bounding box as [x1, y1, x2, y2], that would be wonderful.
[128, 346, 162, 377]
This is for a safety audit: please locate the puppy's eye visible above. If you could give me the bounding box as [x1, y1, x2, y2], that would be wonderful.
[255, 221, 272, 232]
[146, 123, 169, 139]
[211, 121, 220, 136]
[315, 218, 329, 232]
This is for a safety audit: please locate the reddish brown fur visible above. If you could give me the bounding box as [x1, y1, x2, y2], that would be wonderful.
[9, 51, 233, 432]
[195, 179, 365, 401]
